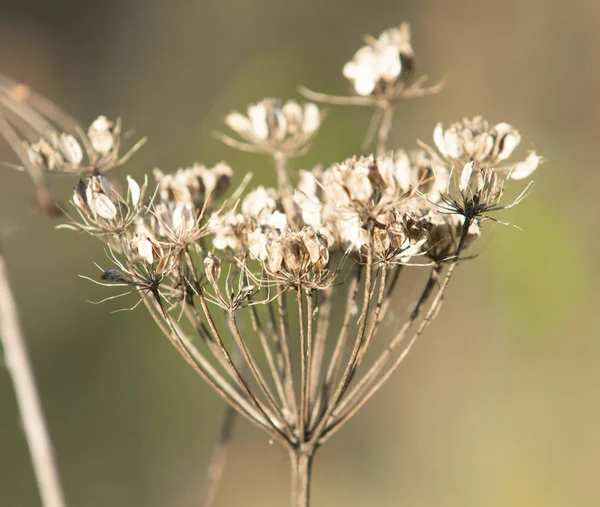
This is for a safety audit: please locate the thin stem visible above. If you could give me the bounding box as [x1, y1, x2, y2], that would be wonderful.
[277, 291, 299, 429]
[0, 253, 67, 507]
[322, 219, 473, 441]
[296, 289, 308, 440]
[289, 449, 315, 507]
[312, 243, 374, 441]
[298, 86, 377, 107]
[274, 152, 297, 226]
[195, 291, 288, 441]
[199, 403, 237, 507]
[142, 294, 276, 438]
[227, 309, 295, 440]
[249, 306, 290, 417]
[347, 267, 388, 379]
[376, 104, 394, 157]
[327, 265, 440, 426]
[312, 269, 360, 424]
[308, 286, 331, 411]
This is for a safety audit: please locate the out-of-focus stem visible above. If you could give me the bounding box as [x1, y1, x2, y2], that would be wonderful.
[199, 403, 237, 507]
[376, 104, 394, 157]
[273, 152, 298, 226]
[0, 253, 67, 507]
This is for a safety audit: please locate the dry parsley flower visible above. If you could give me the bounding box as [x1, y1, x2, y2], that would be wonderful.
[264, 227, 333, 290]
[153, 162, 232, 208]
[437, 161, 534, 223]
[25, 115, 146, 175]
[432, 116, 541, 178]
[220, 99, 322, 156]
[63, 174, 147, 236]
[343, 23, 414, 97]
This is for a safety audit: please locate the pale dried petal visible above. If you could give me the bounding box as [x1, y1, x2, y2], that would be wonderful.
[225, 112, 252, 135]
[89, 116, 114, 154]
[248, 103, 269, 140]
[510, 152, 540, 180]
[127, 176, 141, 207]
[59, 134, 83, 166]
[302, 103, 321, 134]
[90, 193, 117, 220]
[433, 123, 447, 157]
[459, 161, 474, 192]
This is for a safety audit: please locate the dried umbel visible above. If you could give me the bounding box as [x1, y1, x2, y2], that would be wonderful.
[221, 99, 322, 157]
[432, 116, 541, 178]
[1, 21, 542, 507]
[24, 115, 145, 176]
[343, 23, 415, 97]
[300, 23, 443, 157]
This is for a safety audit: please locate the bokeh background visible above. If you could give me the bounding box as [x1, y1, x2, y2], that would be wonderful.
[0, 0, 598, 506]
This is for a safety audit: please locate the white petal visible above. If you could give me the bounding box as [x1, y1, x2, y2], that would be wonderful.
[497, 133, 521, 160]
[248, 103, 269, 140]
[136, 237, 154, 264]
[353, 74, 377, 96]
[444, 130, 460, 159]
[378, 45, 401, 80]
[59, 134, 83, 166]
[225, 112, 252, 135]
[267, 211, 288, 231]
[91, 193, 117, 220]
[433, 123, 447, 157]
[459, 161, 474, 192]
[302, 103, 320, 134]
[127, 176, 141, 207]
[394, 151, 411, 191]
[510, 152, 540, 180]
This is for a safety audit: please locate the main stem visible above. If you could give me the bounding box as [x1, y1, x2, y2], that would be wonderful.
[0, 253, 67, 507]
[289, 449, 314, 507]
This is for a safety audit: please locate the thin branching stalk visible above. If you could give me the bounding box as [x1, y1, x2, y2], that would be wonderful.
[227, 309, 295, 440]
[311, 241, 374, 441]
[313, 270, 360, 422]
[296, 289, 308, 439]
[277, 291, 299, 429]
[195, 291, 289, 442]
[322, 220, 473, 441]
[0, 253, 67, 507]
[142, 295, 274, 435]
[249, 305, 290, 416]
[199, 402, 237, 507]
[308, 286, 331, 416]
[376, 104, 394, 157]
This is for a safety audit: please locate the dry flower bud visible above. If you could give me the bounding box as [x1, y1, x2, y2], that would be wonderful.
[59, 134, 83, 167]
[204, 253, 221, 287]
[88, 116, 115, 155]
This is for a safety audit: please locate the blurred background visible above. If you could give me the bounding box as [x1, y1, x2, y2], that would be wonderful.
[0, 0, 598, 506]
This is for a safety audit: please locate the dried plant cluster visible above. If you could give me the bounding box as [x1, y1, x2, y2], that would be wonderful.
[0, 23, 540, 507]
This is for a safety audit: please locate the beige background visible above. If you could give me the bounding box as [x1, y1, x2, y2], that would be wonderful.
[0, 0, 597, 506]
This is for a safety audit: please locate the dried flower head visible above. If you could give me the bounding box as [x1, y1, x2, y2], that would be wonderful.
[153, 162, 232, 208]
[24, 116, 146, 176]
[62, 174, 147, 236]
[220, 99, 322, 156]
[432, 116, 541, 177]
[343, 23, 414, 97]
